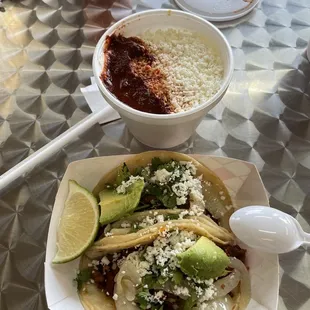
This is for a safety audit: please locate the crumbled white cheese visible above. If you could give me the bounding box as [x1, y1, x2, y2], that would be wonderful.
[113, 253, 120, 260]
[151, 168, 172, 183]
[195, 286, 204, 297]
[192, 277, 214, 286]
[172, 182, 188, 199]
[176, 196, 187, 206]
[112, 293, 118, 300]
[117, 229, 217, 308]
[146, 290, 166, 305]
[139, 216, 155, 228]
[180, 161, 197, 175]
[101, 256, 110, 265]
[123, 230, 197, 279]
[169, 162, 205, 215]
[140, 29, 223, 112]
[116, 176, 144, 194]
[162, 267, 169, 277]
[91, 260, 100, 266]
[188, 203, 204, 217]
[198, 285, 216, 303]
[178, 210, 189, 219]
[143, 230, 197, 270]
[156, 215, 164, 223]
[173, 286, 190, 297]
[139, 214, 165, 229]
[153, 290, 165, 304]
[170, 169, 180, 181]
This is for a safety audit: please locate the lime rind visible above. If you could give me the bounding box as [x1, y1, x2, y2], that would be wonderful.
[52, 180, 99, 264]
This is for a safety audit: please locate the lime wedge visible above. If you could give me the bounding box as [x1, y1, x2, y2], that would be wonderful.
[53, 180, 99, 264]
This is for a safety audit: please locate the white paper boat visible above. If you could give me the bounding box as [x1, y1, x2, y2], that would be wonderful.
[45, 154, 279, 310]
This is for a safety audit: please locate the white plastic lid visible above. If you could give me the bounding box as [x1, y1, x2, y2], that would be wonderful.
[175, 0, 259, 22]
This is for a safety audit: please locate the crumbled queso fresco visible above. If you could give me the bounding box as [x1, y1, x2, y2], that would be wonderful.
[105, 160, 218, 308]
[115, 160, 205, 219]
[123, 229, 216, 306]
[139, 28, 223, 113]
[116, 175, 144, 194]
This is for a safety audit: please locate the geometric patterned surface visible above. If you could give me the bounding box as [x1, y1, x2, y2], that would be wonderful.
[0, 0, 310, 309]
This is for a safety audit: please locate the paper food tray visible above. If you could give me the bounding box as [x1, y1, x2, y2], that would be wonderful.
[45, 154, 279, 310]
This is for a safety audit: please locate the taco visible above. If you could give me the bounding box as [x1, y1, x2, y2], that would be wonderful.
[75, 151, 251, 310]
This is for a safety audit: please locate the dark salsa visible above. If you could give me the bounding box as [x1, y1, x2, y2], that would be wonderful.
[101, 34, 172, 114]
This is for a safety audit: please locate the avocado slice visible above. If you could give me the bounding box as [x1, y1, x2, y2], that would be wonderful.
[99, 179, 144, 225]
[177, 237, 230, 280]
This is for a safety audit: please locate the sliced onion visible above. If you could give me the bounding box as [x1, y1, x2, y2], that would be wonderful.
[122, 278, 136, 301]
[104, 223, 111, 234]
[197, 296, 234, 310]
[110, 228, 132, 235]
[229, 257, 251, 309]
[214, 270, 241, 298]
[114, 258, 141, 310]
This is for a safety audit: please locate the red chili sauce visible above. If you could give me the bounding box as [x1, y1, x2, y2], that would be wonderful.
[100, 34, 172, 114]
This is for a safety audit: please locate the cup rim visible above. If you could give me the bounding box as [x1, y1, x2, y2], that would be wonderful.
[93, 9, 234, 120]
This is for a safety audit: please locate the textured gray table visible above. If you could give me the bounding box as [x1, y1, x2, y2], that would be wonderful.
[0, 0, 310, 309]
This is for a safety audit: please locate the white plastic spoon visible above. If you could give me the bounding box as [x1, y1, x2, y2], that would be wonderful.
[229, 206, 310, 254]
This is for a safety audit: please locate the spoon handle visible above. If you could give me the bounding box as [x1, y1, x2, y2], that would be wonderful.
[0, 107, 112, 192]
[303, 232, 310, 245]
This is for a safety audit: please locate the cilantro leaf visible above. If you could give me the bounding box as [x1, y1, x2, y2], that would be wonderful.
[115, 163, 131, 186]
[145, 184, 177, 209]
[74, 269, 91, 291]
[161, 193, 177, 209]
[159, 160, 178, 173]
[134, 167, 143, 176]
[183, 288, 198, 310]
[142, 274, 157, 288]
[166, 214, 180, 220]
[151, 157, 164, 171]
[135, 167, 151, 180]
[147, 184, 162, 197]
[136, 289, 150, 309]
[157, 276, 168, 285]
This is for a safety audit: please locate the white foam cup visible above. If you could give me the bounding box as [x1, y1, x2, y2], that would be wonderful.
[93, 9, 234, 148]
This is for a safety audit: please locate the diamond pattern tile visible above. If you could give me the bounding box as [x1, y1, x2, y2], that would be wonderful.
[0, 0, 310, 309]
